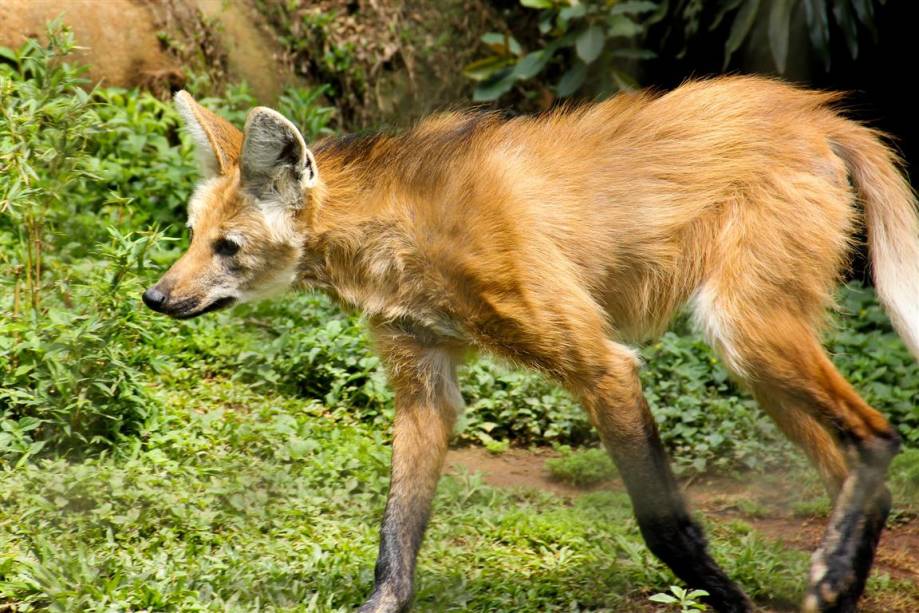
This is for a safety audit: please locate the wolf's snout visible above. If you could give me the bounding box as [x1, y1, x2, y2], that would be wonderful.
[142, 287, 168, 312]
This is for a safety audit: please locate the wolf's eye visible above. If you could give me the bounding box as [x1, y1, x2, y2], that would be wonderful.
[213, 238, 240, 257]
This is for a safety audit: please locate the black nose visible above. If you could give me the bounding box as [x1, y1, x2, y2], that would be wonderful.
[142, 287, 167, 311]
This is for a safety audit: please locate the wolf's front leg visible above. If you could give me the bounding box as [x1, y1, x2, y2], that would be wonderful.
[359, 330, 463, 613]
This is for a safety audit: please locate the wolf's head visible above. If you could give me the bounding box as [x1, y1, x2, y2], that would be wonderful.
[142, 92, 318, 319]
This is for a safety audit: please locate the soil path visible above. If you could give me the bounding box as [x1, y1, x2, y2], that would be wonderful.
[445, 447, 919, 612]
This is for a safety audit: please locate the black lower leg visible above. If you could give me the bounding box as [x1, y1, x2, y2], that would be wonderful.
[805, 434, 899, 612]
[611, 405, 752, 613]
[822, 486, 892, 613]
[361, 491, 430, 613]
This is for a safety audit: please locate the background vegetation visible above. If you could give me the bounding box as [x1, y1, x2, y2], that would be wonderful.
[1, 10, 916, 612]
[464, 0, 886, 105]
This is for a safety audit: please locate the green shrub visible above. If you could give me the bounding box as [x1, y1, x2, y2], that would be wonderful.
[0, 27, 342, 462]
[0, 27, 175, 459]
[0, 230, 168, 458]
[464, 1, 887, 105]
[161, 282, 917, 476]
[640, 328, 782, 474]
[791, 498, 832, 519]
[706, 0, 883, 73]
[831, 286, 919, 447]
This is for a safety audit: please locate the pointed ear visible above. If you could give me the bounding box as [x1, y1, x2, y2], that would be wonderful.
[174, 90, 243, 176]
[240, 107, 317, 204]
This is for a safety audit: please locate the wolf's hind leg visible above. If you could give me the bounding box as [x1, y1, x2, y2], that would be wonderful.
[753, 389, 849, 497]
[703, 306, 898, 613]
[358, 329, 463, 613]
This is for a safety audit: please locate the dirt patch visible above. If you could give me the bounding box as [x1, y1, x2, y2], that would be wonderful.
[686, 474, 919, 583]
[446, 447, 919, 611]
[447, 447, 589, 497]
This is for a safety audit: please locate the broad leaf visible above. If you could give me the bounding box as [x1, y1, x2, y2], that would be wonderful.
[556, 61, 587, 97]
[576, 25, 606, 64]
[610, 48, 657, 60]
[514, 50, 551, 80]
[833, 0, 860, 59]
[481, 32, 523, 57]
[803, 0, 831, 68]
[711, 0, 746, 31]
[852, 0, 877, 38]
[852, 0, 875, 26]
[611, 1, 659, 15]
[463, 56, 514, 82]
[724, 0, 761, 69]
[648, 594, 679, 604]
[560, 4, 587, 21]
[608, 15, 642, 38]
[473, 68, 517, 101]
[768, 0, 795, 73]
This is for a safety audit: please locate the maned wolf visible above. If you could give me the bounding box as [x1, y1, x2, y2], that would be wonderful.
[143, 76, 918, 613]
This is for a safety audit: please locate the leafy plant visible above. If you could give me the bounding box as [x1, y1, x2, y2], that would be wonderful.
[255, 1, 367, 127]
[464, 0, 660, 102]
[3, 23, 917, 479]
[665, 0, 886, 73]
[0, 26, 172, 459]
[278, 85, 337, 141]
[735, 0, 882, 71]
[0, 25, 95, 316]
[649, 585, 710, 611]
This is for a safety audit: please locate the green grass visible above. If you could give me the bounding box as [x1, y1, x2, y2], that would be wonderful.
[890, 448, 919, 499]
[5, 378, 914, 611]
[0, 380, 828, 611]
[790, 498, 832, 519]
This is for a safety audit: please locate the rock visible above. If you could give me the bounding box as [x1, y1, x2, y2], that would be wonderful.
[0, 0, 182, 91]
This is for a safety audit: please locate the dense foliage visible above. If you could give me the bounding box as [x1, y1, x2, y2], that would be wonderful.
[1, 29, 917, 474]
[465, 0, 659, 102]
[465, 0, 887, 104]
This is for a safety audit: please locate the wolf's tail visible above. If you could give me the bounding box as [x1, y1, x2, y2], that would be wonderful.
[832, 123, 919, 359]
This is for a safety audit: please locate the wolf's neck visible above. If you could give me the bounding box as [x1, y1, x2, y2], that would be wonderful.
[307, 112, 495, 225]
[297, 117, 490, 313]
[295, 133, 405, 307]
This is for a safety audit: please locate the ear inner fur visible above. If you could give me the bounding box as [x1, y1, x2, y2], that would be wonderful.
[174, 90, 243, 175]
[241, 107, 316, 197]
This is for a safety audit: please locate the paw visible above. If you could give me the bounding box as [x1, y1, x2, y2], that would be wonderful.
[358, 599, 397, 613]
[803, 561, 858, 613]
[802, 590, 858, 613]
[358, 587, 408, 613]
